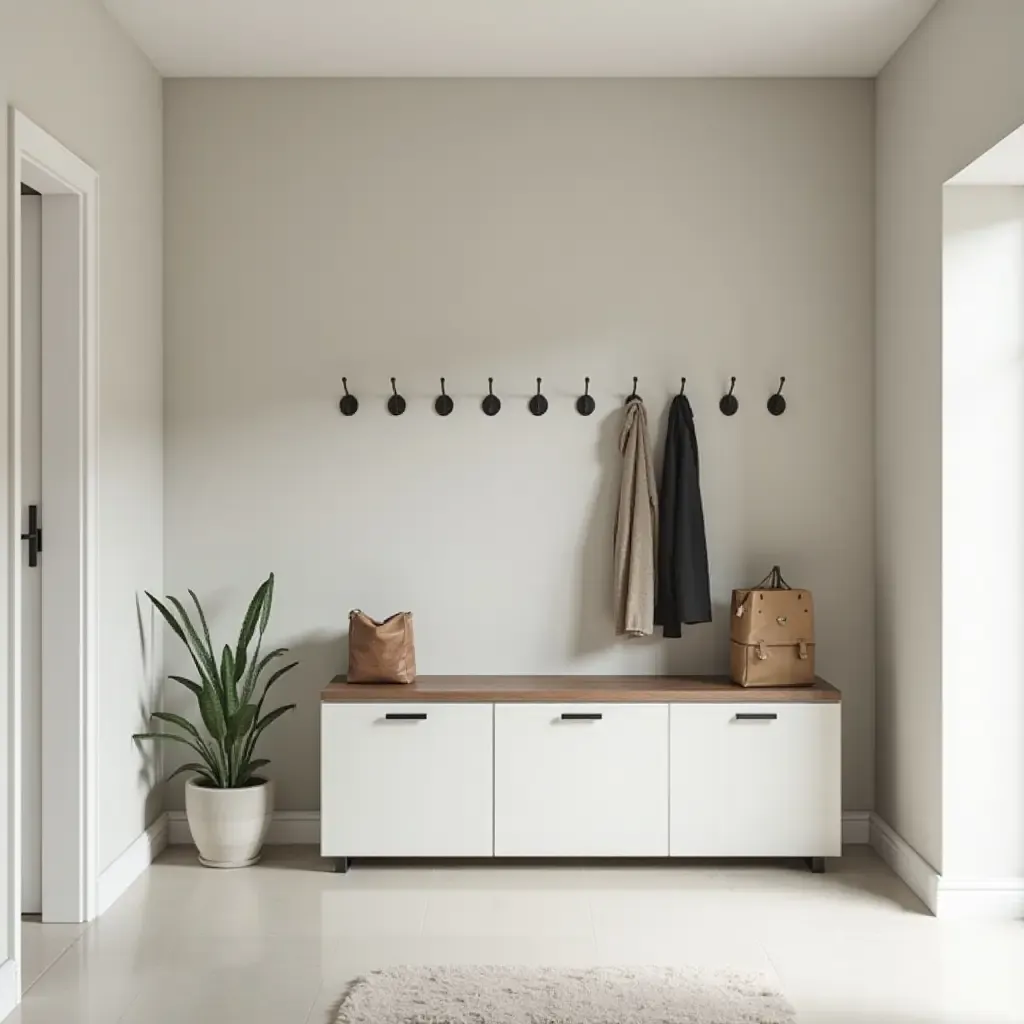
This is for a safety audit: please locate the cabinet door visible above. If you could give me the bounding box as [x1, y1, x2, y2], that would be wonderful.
[321, 703, 493, 857]
[670, 703, 841, 857]
[494, 704, 669, 857]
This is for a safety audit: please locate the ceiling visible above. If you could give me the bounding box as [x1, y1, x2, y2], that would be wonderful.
[104, 0, 936, 78]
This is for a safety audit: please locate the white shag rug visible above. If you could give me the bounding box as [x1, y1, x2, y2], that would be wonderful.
[335, 965, 795, 1023]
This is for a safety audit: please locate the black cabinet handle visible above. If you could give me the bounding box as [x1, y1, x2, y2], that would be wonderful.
[560, 712, 603, 721]
[384, 712, 427, 721]
[735, 713, 778, 721]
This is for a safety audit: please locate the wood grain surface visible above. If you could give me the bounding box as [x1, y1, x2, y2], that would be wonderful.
[321, 675, 840, 704]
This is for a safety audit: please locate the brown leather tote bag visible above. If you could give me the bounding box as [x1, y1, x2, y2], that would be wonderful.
[347, 610, 417, 684]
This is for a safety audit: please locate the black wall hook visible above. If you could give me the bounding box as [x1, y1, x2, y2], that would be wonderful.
[387, 377, 406, 416]
[529, 377, 549, 416]
[625, 376, 640, 404]
[680, 377, 687, 395]
[720, 377, 739, 416]
[576, 377, 595, 416]
[339, 377, 358, 416]
[767, 376, 787, 416]
[482, 377, 501, 416]
[435, 377, 453, 417]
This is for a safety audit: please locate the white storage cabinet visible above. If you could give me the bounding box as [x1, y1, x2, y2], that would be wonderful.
[320, 676, 841, 872]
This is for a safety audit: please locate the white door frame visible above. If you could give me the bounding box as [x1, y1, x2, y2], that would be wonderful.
[4, 109, 99, 979]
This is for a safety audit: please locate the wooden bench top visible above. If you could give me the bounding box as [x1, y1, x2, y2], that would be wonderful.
[322, 675, 840, 704]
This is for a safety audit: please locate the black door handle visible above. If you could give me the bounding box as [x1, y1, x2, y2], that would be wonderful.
[20, 504, 42, 568]
[384, 712, 427, 721]
[560, 712, 603, 721]
[735, 713, 778, 721]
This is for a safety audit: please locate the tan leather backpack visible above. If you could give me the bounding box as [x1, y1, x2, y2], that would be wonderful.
[730, 567, 815, 686]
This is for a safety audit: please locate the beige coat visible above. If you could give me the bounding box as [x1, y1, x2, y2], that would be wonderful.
[614, 398, 658, 636]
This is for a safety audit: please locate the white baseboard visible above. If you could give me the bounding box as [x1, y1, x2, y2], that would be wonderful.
[934, 875, 1024, 920]
[869, 813, 1024, 919]
[841, 810, 870, 845]
[869, 813, 939, 913]
[167, 809, 320, 846]
[97, 813, 169, 916]
[0, 958, 19, 1021]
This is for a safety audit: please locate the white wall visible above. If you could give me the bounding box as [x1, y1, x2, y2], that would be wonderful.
[0, 0, 164, 950]
[876, 0, 1024, 872]
[942, 185, 1024, 882]
[164, 78, 875, 814]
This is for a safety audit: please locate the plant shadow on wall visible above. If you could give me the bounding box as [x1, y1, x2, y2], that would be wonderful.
[133, 594, 164, 826]
[133, 574, 298, 868]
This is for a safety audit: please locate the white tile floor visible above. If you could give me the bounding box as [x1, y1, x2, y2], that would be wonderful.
[12, 845, 1024, 1023]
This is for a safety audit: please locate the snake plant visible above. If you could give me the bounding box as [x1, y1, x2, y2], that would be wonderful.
[134, 574, 297, 788]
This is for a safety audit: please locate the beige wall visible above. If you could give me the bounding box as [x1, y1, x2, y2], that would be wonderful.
[163, 78, 875, 815]
[876, 0, 1024, 872]
[0, 0, 164, 952]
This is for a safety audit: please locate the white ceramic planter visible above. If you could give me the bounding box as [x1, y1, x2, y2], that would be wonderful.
[185, 777, 273, 868]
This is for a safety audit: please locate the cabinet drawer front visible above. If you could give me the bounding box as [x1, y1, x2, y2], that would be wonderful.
[494, 704, 669, 857]
[321, 703, 493, 857]
[670, 703, 841, 857]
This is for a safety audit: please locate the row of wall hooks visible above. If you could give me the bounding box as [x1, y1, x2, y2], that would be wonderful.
[339, 376, 788, 418]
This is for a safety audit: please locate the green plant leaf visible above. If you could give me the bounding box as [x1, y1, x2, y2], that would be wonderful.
[222, 643, 237, 682]
[262, 660, 298, 692]
[198, 681, 227, 742]
[233, 578, 274, 718]
[234, 578, 271, 670]
[240, 647, 287, 707]
[149, 592, 218, 695]
[236, 758, 270, 786]
[168, 675, 203, 700]
[228, 702, 259, 786]
[222, 644, 239, 717]
[166, 762, 216, 784]
[259, 573, 275, 634]
[235, 644, 248, 683]
[254, 661, 298, 720]
[228, 703, 256, 742]
[253, 703, 295, 737]
[167, 595, 219, 686]
[246, 663, 297, 762]
[151, 710, 208, 743]
[147, 592, 189, 650]
[150, 711, 217, 768]
[138, 728, 224, 786]
[133, 730, 220, 783]
[210, 741, 229, 787]
[188, 588, 215, 669]
[242, 702, 296, 765]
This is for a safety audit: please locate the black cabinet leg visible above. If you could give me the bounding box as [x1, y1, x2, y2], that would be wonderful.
[334, 857, 351, 874]
[806, 856, 825, 874]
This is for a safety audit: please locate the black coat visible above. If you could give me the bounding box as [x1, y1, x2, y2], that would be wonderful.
[654, 395, 712, 637]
